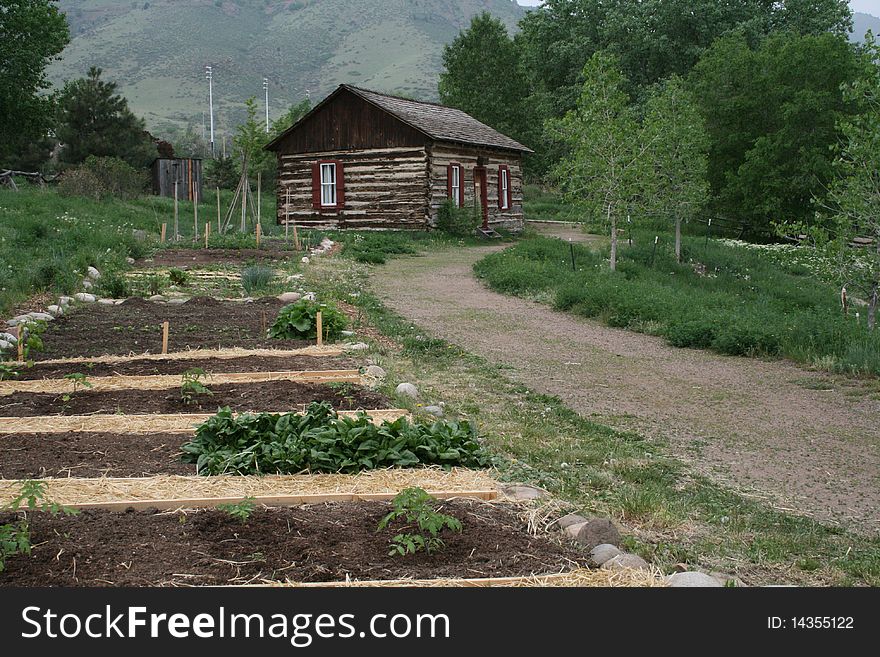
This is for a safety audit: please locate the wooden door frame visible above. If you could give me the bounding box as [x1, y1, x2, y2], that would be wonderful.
[473, 166, 489, 230]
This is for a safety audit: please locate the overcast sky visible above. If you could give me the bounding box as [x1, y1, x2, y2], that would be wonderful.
[516, 0, 879, 17]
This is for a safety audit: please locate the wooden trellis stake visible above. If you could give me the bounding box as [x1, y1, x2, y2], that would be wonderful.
[17, 336, 24, 362]
[257, 171, 262, 226]
[193, 186, 199, 240]
[316, 312, 323, 348]
[173, 181, 179, 242]
[205, 223, 210, 249]
[161, 322, 169, 355]
[216, 187, 221, 234]
[256, 223, 262, 248]
[160, 223, 167, 243]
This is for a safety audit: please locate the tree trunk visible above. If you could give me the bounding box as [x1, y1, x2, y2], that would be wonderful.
[675, 214, 682, 263]
[869, 282, 878, 330]
[609, 206, 617, 272]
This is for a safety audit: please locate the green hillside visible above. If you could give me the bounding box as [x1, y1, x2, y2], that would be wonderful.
[50, 0, 525, 137]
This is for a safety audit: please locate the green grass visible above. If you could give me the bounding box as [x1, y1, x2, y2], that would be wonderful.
[523, 185, 585, 224]
[474, 232, 880, 376]
[307, 251, 880, 586]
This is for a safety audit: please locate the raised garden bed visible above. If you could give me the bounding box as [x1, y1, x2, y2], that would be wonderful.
[0, 380, 390, 416]
[31, 297, 311, 359]
[0, 432, 192, 478]
[0, 500, 587, 587]
[10, 354, 357, 380]
[141, 248, 299, 268]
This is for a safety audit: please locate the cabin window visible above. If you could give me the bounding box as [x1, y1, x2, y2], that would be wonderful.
[312, 160, 345, 210]
[448, 163, 464, 207]
[498, 165, 511, 210]
[320, 162, 337, 207]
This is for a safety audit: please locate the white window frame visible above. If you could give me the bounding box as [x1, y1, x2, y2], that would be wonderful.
[320, 162, 337, 207]
[500, 168, 510, 210]
[451, 165, 461, 207]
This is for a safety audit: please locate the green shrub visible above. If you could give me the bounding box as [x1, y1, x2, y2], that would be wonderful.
[97, 271, 132, 299]
[181, 402, 491, 475]
[241, 265, 275, 295]
[377, 487, 463, 556]
[269, 298, 347, 340]
[665, 318, 719, 349]
[436, 199, 480, 237]
[58, 156, 146, 200]
[168, 268, 189, 286]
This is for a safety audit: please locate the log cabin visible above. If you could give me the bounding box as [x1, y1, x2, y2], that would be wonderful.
[265, 84, 532, 233]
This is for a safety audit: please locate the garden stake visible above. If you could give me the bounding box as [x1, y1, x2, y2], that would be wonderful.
[569, 238, 576, 271]
[205, 223, 210, 249]
[316, 312, 323, 348]
[650, 235, 658, 267]
[17, 334, 24, 362]
[216, 187, 221, 235]
[193, 186, 199, 240]
[257, 172, 262, 226]
[256, 223, 262, 249]
[173, 180, 179, 242]
[160, 223, 167, 243]
[161, 322, 169, 355]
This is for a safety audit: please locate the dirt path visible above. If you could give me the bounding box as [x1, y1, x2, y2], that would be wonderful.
[371, 245, 880, 534]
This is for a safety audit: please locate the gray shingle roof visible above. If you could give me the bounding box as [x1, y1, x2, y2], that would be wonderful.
[343, 85, 533, 153]
[266, 84, 532, 154]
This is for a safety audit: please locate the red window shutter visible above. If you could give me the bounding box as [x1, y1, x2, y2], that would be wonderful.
[458, 167, 464, 207]
[335, 160, 345, 208]
[447, 164, 453, 199]
[311, 162, 321, 209]
[497, 166, 504, 209]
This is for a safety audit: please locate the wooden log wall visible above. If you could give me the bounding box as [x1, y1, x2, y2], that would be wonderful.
[428, 144, 524, 232]
[276, 147, 430, 230]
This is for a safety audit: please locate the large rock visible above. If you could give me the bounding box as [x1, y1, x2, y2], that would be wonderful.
[346, 342, 370, 352]
[97, 299, 116, 305]
[81, 279, 94, 290]
[557, 513, 589, 530]
[47, 305, 63, 316]
[601, 553, 650, 571]
[423, 405, 445, 418]
[148, 295, 166, 302]
[564, 522, 588, 539]
[0, 340, 10, 351]
[74, 293, 96, 303]
[0, 333, 17, 345]
[575, 518, 621, 549]
[26, 312, 53, 322]
[666, 572, 723, 588]
[501, 484, 549, 501]
[277, 292, 302, 303]
[590, 544, 622, 566]
[395, 382, 420, 399]
[364, 365, 387, 379]
[57, 296, 72, 307]
[86, 266, 101, 280]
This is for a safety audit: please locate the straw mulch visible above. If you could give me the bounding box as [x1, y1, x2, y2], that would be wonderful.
[20, 346, 343, 368]
[0, 408, 407, 435]
[270, 567, 666, 588]
[0, 468, 499, 507]
[0, 370, 362, 395]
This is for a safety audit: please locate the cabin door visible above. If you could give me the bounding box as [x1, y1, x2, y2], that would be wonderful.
[473, 166, 489, 230]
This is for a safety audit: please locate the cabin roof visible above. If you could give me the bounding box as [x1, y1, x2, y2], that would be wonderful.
[266, 84, 533, 154]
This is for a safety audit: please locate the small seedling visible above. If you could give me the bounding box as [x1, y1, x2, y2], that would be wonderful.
[1, 481, 79, 572]
[20, 320, 47, 360]
[62, 372, 92, 405]
[180, 367, 213, 404]
[377, 487, 462, 557]
[217, 497, 256, 523]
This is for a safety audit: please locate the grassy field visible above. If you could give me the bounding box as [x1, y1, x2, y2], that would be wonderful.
[306, 251, 880, 586]
[474, 230, 880, 376]
[0, 186, 289, 316]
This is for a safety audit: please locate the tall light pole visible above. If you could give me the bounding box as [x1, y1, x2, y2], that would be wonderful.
[263, 77, 270, 133]
[206, 65, 215, 157]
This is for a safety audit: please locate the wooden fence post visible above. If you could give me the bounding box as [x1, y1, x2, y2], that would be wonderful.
[316, 312, 323, 348]
[216, 187, 221, 235]
[162, 322, 170, 355]
[160, 223, 167, 243]
[173, 181, 179, 242]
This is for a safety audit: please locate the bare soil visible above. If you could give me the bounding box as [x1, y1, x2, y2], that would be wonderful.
[141, 248, 299, 268]
[0, 502, 587, 586]
[13, 354, 357, 380]
[371, 245, 880, 533]
[0, 432, 192, 478]
[0, 380, 390, 416]
[32, 297, 312, 360]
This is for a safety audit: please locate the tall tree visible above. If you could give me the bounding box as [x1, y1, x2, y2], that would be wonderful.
[0, 0, 69, 165]
[548, 53, 653, 271]
[689, 32, 860, 237]
[439, 12, 526, 144]
[56, 67, 156, 168]
[642, 76, 710, 262]
[784, 35, 880, 328]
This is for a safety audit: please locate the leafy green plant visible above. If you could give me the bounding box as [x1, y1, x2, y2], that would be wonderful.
[437, 199, 480, 237]
[377, 487, 462, 556]
[217, 497, 256, 524]
[1, 481, 79, 572]
[241, 265, 275, 295]
[180, 367, 213, 404]
[20, 320, 47, 360]
[146, 273, 163, 296]
[0, 363, 20, 380]
[61, 372, 92, 404]
[98, 270, 132, 299]
[268, 299, 347, 341]
[168, 268, 189, 286]
[181, 402, 490, 475]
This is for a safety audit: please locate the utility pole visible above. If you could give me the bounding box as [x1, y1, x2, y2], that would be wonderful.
[206, 65, 215, 157]
[263, 77, 270, 133]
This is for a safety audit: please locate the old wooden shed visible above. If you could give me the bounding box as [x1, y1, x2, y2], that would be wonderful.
[151, 158, 205, 202]
[265, 85, 532, 232]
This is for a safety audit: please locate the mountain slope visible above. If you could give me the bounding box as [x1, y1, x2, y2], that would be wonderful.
[51, 0, 525, 135]
[851, 12, 880, 42]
